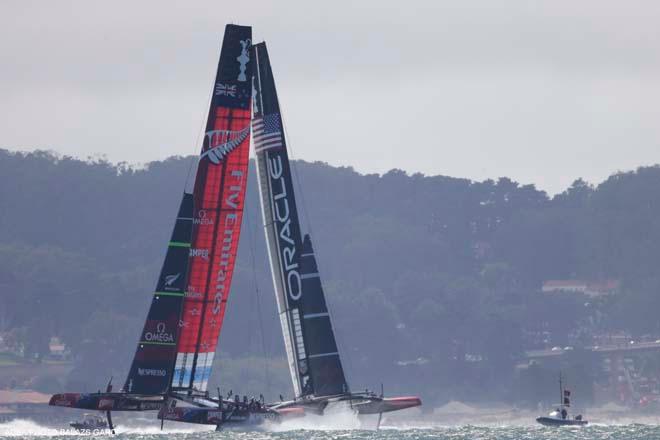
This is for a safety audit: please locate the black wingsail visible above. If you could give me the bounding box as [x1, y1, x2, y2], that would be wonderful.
[252, 42, 349, 398]
[123, 193, 193, 395]
[298, 234, 349, 396]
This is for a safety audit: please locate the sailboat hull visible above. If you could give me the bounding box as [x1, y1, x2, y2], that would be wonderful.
[157, 393, 421, 427]
[353, 396, 423, 414]
[270, 393, 422, 416]
[158, 400, 279, 426]
[536, 416, 588, 426]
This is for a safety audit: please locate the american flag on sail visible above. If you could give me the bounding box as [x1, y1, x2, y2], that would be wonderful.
[252, 113, 283, 153]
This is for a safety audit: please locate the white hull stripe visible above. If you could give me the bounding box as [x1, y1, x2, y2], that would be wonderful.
[300, 272, 320, 280]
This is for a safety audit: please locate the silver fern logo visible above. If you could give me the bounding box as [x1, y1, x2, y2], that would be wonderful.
[164, 273, 180, 286]
[201, 126, 249, 164]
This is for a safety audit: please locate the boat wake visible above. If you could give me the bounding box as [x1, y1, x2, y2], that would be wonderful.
[270, 409, 363, 431]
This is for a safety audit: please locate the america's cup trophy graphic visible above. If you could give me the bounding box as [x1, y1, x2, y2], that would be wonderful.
[237, 39, 250, 82]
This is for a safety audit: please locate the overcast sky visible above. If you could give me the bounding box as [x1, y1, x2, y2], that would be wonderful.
[2, 1, 660, 194]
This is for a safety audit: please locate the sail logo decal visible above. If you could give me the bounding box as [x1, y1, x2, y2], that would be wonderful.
[193, 210, 213, 225]
[201, 126, 249, 165]
[189, 248, 209, 259]
[215, 83, 236, 96]
[253, 114, 283, 153]
[137, 368, 167, 377]
[184, 288, 203, 299]
[144, 322, 175, 343]
[237, 39, 251, 82]
[164, 273, 180, 287]
[268, 155, 302, 301]
[212, 170, 244, 315]
[251, 76, 259, 114]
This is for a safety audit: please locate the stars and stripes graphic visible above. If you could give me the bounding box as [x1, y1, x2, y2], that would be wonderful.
[252, 113, 283, 153]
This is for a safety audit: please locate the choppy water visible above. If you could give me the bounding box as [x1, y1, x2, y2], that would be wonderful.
[3, 418, 660, 440]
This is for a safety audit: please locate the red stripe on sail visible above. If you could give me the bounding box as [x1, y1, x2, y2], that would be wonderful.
[176, 107, 250, 389]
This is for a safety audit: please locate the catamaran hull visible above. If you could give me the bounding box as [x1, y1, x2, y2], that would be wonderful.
[271, 394, 422, 416]
[158, 406, 280, 427]
[157, 394, 420, 428]
[353, 396, 422, 414]
[536, 417, 588, 426]
[49, 393, 164, 411]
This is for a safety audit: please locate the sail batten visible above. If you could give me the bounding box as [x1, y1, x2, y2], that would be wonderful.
[252, 42, 349, 398]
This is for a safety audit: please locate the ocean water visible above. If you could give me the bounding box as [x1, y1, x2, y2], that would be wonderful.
[2, 417, 660, 440]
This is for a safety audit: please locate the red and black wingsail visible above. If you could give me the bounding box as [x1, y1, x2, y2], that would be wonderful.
[171, 24, 253, 392]
[252, 42, 349, 398]
[123, 192, 193, 395]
